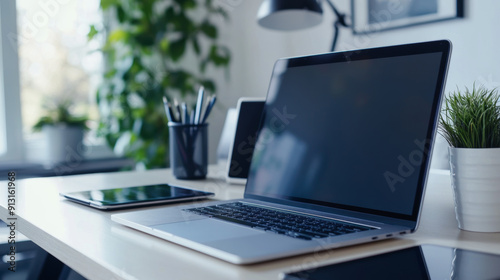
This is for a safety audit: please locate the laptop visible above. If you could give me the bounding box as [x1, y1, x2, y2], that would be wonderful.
[112, 40, 452, 264]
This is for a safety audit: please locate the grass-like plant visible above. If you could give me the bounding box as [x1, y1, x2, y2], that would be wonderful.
[439, 84, 500, 148]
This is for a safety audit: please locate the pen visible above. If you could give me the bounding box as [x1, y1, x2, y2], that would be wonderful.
[194, 86, 205, 125]
[201, 95, 216, 124]
[174, 99, 182, 123]
[190, 111, 195, 124]
[182, 103, 189, 125]
[162, 96, 177, 123]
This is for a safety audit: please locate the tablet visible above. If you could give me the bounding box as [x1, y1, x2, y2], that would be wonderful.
[60, 184, 214, 210]
[226, 98, 265, 184]
[282, 244, 500, 280]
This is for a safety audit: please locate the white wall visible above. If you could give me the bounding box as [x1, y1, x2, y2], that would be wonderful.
[210, 0, 500, 168]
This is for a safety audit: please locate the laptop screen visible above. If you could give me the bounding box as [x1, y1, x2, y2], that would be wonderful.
[245, 40, 451, 221]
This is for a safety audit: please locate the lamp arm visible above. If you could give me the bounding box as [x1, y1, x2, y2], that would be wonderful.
[330, 22, 339, 52]
[324, 0, 349, 52]
[324, 0, 348, 27]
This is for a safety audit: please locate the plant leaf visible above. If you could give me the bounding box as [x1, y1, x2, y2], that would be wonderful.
[87, 25, 99, 41]
[191, 37, 200, 55]
[200, 21, 217, 39]
[109, 29, 128, 43]
[159, 38, 170, 52]
[100, 0, 118, 10]
[169, 38, 187, 61]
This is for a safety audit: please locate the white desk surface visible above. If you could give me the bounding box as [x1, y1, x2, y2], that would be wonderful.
[1, 167, 500, 280]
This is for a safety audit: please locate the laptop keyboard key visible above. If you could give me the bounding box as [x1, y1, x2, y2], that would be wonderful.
[184, 202, 372, 240]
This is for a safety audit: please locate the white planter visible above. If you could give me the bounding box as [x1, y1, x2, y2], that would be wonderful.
[449, 147, 500, 232]
[42, 124, 84, 164]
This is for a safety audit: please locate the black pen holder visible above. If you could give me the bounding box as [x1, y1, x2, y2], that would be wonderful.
[168, 123, 208, 180]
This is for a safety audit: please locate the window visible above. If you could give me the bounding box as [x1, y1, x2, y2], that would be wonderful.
[17, 0, 102, 134]
[0, 1, 24, 162]
[0, 0, 110, 163]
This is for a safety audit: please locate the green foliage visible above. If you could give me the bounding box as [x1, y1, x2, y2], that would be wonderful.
[439, 84, 500, 148]
[91, 0, 231, 168]
[33, 99, 89, 132]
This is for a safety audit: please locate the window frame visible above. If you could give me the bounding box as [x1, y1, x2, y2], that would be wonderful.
[0, 0, 24, 162]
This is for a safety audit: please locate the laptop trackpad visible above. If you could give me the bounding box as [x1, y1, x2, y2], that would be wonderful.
[152, 219, 264, 243]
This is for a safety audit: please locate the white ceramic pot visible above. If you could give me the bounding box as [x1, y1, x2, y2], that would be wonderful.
[449, 147, 500, 232]
[43, 124, 84, 164]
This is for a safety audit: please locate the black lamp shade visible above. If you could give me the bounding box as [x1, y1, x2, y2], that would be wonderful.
[257, 0, 323, 31]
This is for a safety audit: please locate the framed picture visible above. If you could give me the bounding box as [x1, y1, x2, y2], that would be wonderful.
[351, 0, 464, 34]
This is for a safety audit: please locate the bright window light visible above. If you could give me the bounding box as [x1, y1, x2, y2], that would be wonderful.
[17, 0, 102, 134]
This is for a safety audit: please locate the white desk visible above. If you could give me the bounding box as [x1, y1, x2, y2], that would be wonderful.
[1, 167, 500, 280]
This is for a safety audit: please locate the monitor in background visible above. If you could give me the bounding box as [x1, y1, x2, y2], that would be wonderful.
[226, 98, 265, 184]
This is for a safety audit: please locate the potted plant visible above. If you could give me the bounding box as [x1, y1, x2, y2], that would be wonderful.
[89, 0, 231, 169]
[33, 99, 89, 164]
[439, 84, 500, 232]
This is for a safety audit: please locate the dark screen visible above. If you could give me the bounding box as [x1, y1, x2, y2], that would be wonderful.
[284, 246, 428, 280]
[228, 101, 265, 179]
[68, 184, 210, 205]
[283, 245, 500, 280]
[246, 41, 450, 219]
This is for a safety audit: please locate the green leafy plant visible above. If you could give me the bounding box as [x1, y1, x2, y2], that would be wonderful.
[33, 99, 89, 131]
[439, 84, 500, 148]
[90, 0, 230, 169]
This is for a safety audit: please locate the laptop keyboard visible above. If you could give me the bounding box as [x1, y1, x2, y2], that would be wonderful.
[184, 202, 372, 240]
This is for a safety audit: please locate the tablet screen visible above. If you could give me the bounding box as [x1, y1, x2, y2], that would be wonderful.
[61, 184, 213, 209]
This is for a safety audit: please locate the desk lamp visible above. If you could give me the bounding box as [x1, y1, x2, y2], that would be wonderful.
[257, 0, 349, 52]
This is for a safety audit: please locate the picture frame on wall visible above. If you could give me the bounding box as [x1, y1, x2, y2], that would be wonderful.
[351, 0, 464, 34]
